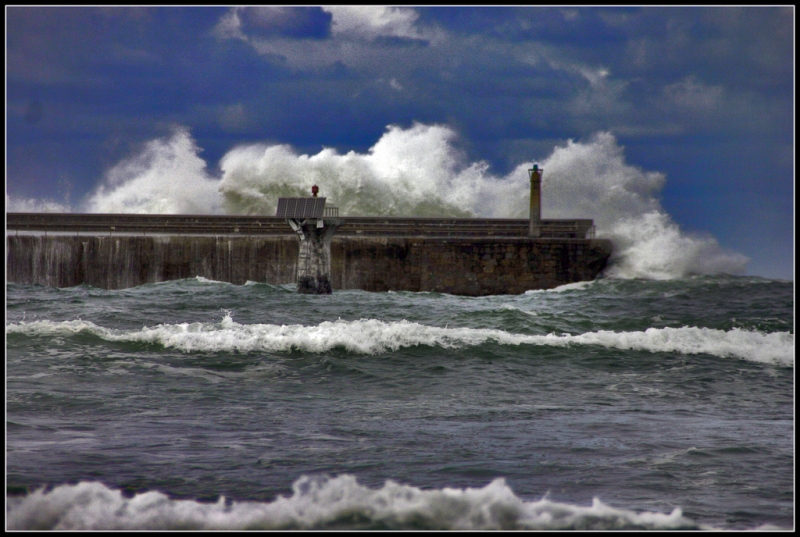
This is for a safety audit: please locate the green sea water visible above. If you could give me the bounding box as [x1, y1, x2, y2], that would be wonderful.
[5, 275, 794, 530]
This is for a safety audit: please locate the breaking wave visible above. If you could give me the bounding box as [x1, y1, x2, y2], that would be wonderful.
[531, 133, 749, 279]
[217, 123, 481, 218]
[80, 124, 748, 279]
[7, 316, 793, 366]
[524, 281, 595, 294]
[6, 475, 700, 530]
[84, 127, 221, 215]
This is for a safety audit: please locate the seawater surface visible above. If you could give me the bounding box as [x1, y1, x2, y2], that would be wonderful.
[5, 275, 794, 530]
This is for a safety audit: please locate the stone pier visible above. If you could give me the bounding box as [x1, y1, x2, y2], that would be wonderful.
[6, 212, 613, 295]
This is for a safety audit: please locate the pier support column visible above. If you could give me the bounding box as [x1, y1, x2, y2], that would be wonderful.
[288, 218, 342, 294]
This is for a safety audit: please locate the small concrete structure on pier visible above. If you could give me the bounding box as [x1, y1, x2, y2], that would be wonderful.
[277, 191, 341, 294]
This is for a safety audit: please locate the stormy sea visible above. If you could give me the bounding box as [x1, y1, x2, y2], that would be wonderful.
[5, 274, 793, 530]
[5, 125, 795, 529]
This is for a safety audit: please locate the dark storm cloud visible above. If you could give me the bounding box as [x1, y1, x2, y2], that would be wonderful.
[7, 6, 791, 165]
[422, 6, 792, 93]
[248, 7, 788, 150]
[411, 6, 792, 142]
[418, 6, 633, 45]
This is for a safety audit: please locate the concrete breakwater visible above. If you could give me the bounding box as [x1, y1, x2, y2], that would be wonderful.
[7, 213, 612, 295]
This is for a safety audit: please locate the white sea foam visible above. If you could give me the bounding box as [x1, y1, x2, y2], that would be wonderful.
[216, 122, 482, 217]
[498, 304, 538, 316]
[78, 123, 748, 280]
[530, 132, 749, 278]
[84, 127, 222, 215]
[524, 280, 595, 294]
[6, 476, 700, 530]
[192, 275, 232, 285]
[6, 194, 71, 213]
[7, 317, 793, 366]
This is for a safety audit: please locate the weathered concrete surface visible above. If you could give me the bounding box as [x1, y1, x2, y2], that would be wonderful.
[294, 218, 342, 294]
[6, 235, 298, 289]
[7, 234, 612, 295]
[333, 237, 611, 295]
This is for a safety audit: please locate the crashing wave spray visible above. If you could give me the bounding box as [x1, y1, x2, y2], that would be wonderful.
[217, 123, 484, 217]
[6, 194, 71, 213]
[84, 124, 748, 279]
[533, 133, 750, 278]
[85, 127, 221, 214]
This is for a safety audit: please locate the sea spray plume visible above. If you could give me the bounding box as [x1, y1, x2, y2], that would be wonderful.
[607, 212, 749, 279]
[217, 123, 482, 217]
[216, 126, 747, 278]
[82, 123, 748, 279]
[504, 132, 749, 279]
[85, 127, 222, 214]
[549, 134, 749, 278]
[6, 194, 71, 213]
[541, 132, 665, 220]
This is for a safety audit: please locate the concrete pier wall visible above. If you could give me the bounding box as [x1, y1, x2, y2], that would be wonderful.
[7, 234, 612, 295]
[6, 235, 299, 289]
[333, 237, 611, 295]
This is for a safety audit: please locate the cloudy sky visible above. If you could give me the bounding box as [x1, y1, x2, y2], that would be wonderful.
[6, 6, 794, 279]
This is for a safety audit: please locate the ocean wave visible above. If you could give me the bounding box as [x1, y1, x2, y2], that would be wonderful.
[524, 280, 596, 294]
[193, 276, 232, 285]
[6, 316, 793, 366]
[79, 124, 747, 280]
[6, 476, 700, 530]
